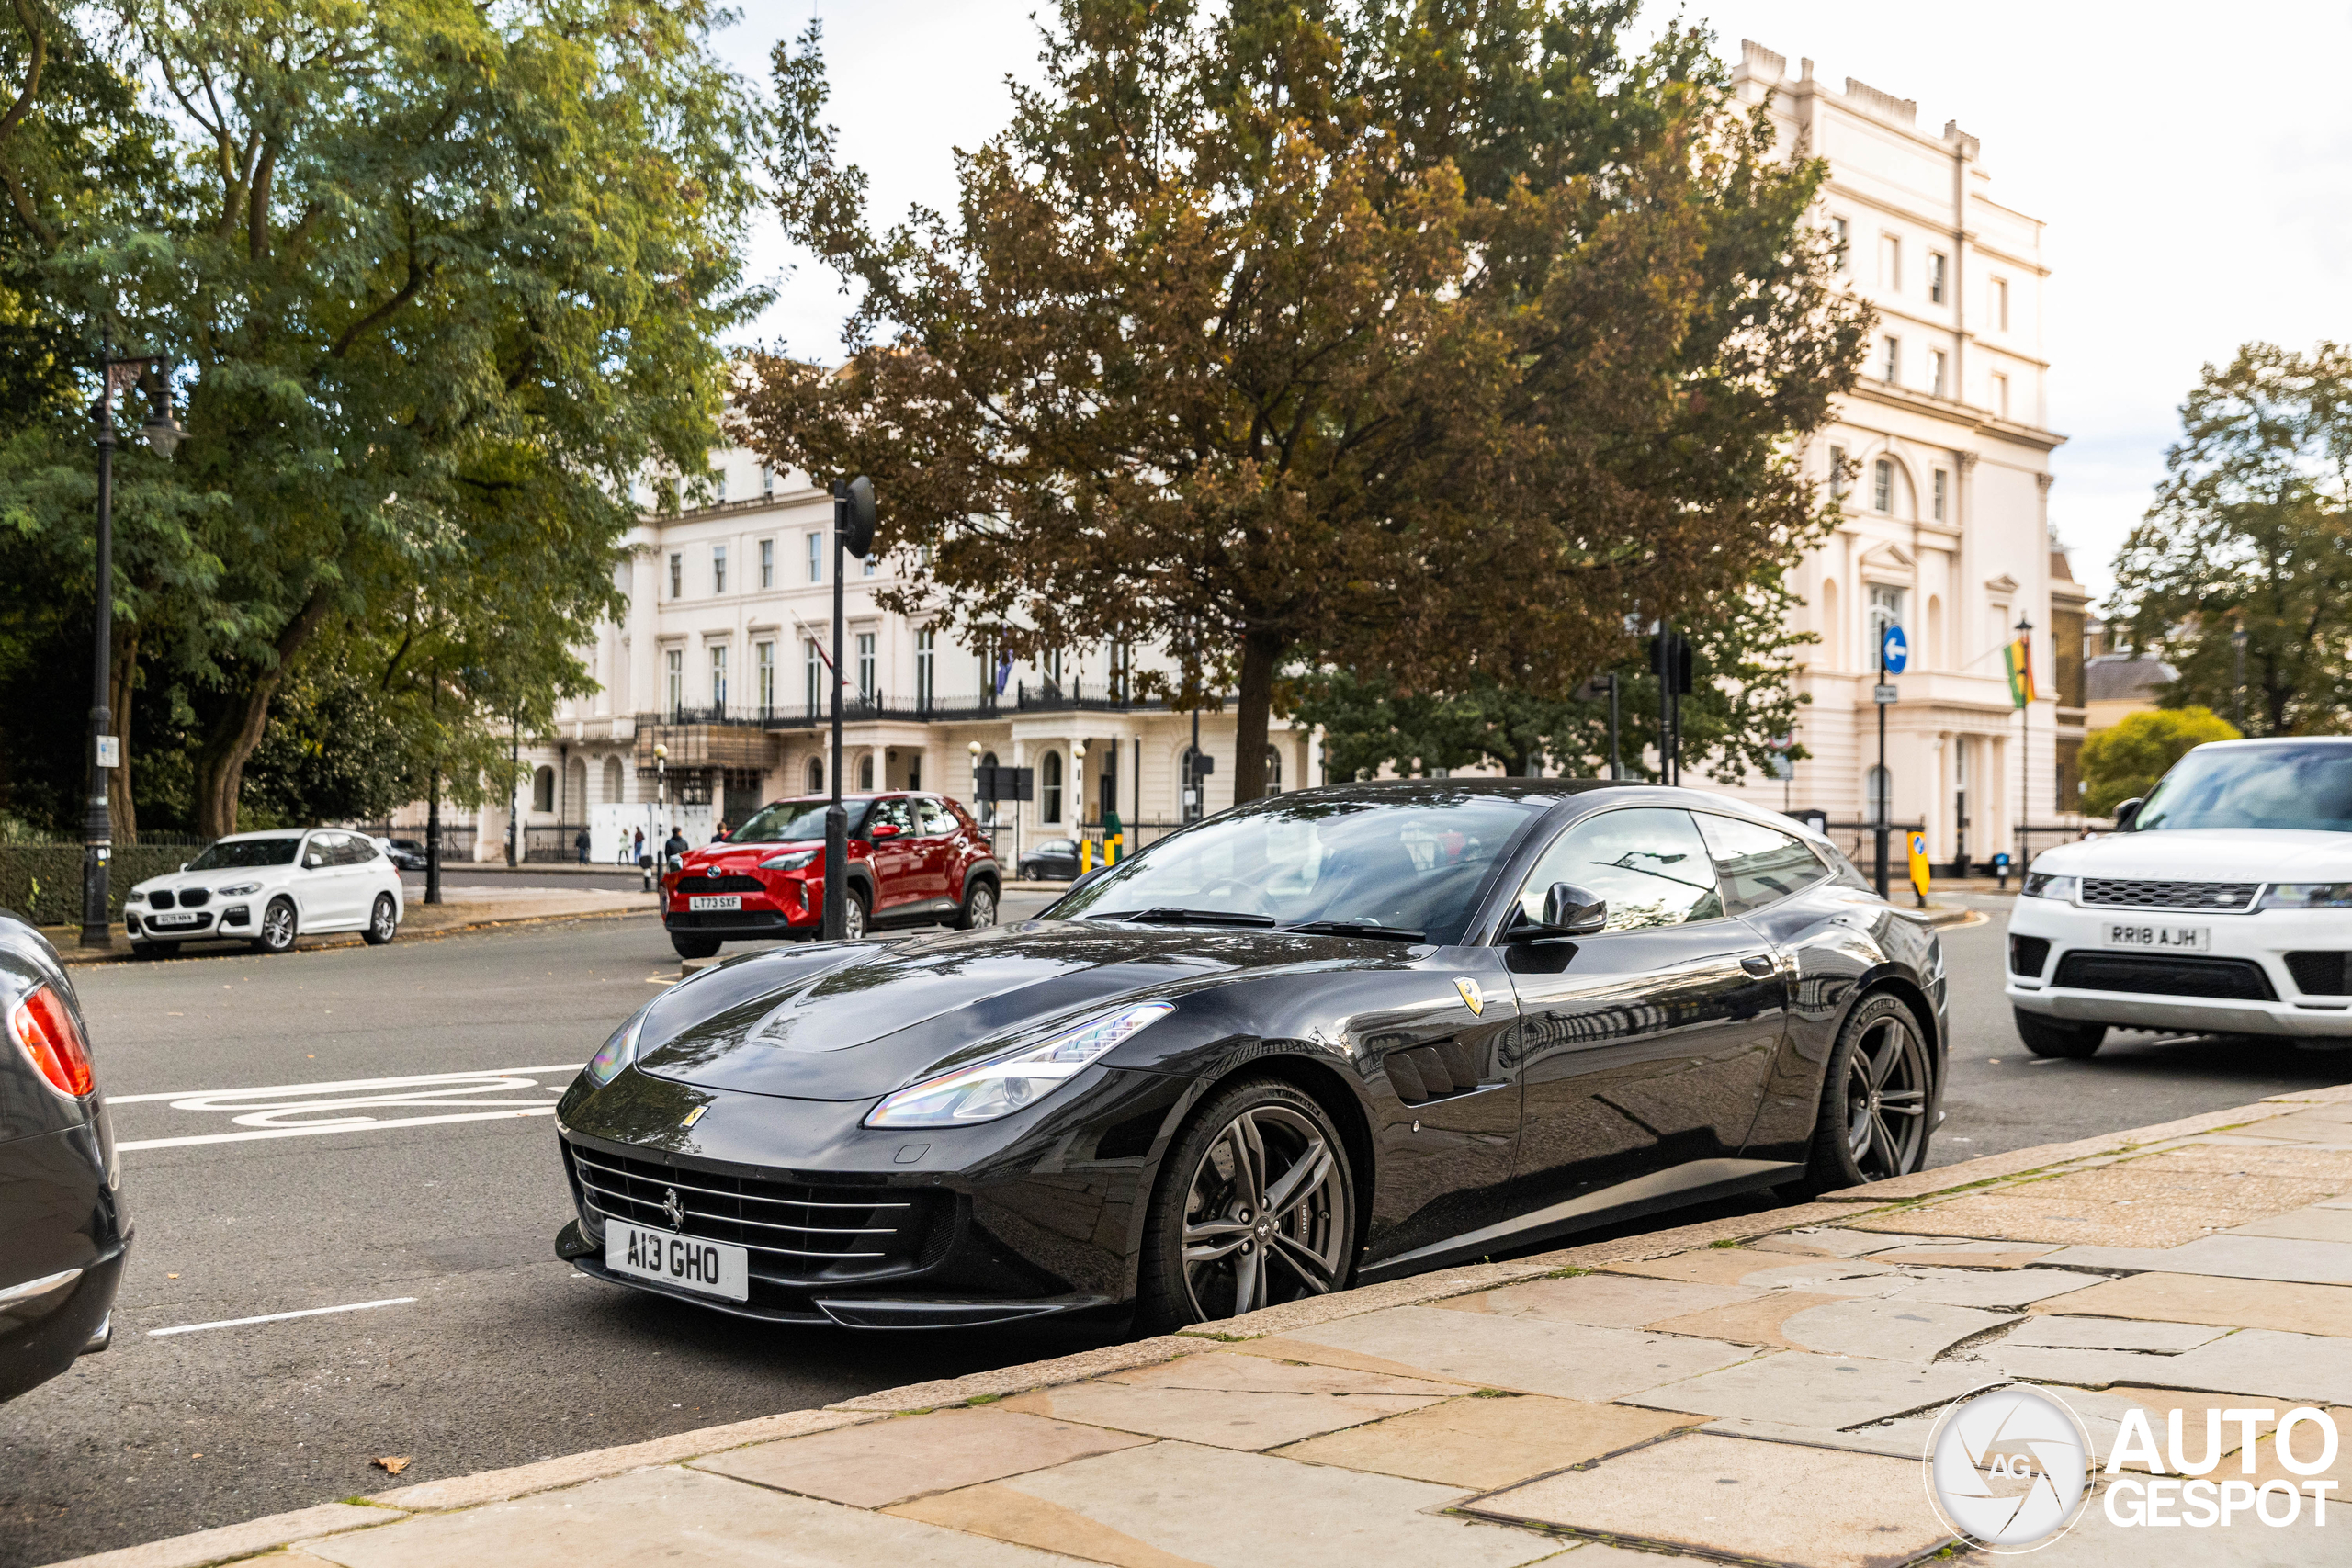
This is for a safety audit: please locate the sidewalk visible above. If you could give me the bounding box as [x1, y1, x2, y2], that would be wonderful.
[59, 1085, 2352, 1568]
[50, 886, 654, 965]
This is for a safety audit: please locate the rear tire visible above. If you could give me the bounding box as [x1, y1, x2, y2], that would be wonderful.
[670, 933, 722, 960]
[362, 894, 399, 945]
[1784, 991, 1935, 1199]
[956, 879, 998, 931]
[252, 897, 298, 955]
[2016, 1010, 2105, 1059]
[1136, 1077, 1355, 1334]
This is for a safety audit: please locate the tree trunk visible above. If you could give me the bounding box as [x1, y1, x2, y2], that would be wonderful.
[107, 625, 138, 843]
[192, 589, 334, 837]
[1231, 627, 1283, 807]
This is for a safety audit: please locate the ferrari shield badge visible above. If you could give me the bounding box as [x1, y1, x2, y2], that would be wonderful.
[1453, 976, 1484, 1016]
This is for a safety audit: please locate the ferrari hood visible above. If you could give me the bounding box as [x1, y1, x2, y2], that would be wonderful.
[631, 920, 1392, 1101]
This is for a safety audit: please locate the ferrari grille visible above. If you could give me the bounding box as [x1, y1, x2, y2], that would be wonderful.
[565, 1145, 946, 1277]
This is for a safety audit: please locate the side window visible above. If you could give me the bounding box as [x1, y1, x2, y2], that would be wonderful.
[914, 797, 954, 837]
[303, 832, 342, 868]
[867, 797, 914, 837]
[1512, 808, 1724, 931]
[343, 837, 381, 866]
[1694, 814, 1828, 916]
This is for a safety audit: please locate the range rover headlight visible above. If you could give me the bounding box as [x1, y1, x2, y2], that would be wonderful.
[864, 1003, 1175, 1129]
[216, 880, 263, 897]
[2259, 883, 2352, 910]
[2021, 873, 2078, 901]
[585, 1010, 647, 1087]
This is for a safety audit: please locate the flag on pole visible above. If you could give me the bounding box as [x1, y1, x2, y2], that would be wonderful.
[2003, 635, 2036, 709]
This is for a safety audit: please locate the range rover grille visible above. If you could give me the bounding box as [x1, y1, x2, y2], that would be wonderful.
[2080, 878, 2259, 911]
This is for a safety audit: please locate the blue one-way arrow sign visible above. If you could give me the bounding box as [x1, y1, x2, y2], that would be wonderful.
[1881, 623, 1908, 675]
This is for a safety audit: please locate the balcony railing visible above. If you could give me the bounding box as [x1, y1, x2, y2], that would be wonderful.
[639, 678, 1223, 732]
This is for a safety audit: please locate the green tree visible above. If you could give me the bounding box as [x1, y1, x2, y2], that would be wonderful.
[2078, 707, 2239, 817]
[0, 0, 760, 837]
[741, 2, 1863, 806]
[2112, 343, 2352, 735]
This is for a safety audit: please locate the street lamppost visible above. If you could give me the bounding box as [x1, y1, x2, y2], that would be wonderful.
[82, 336, 183, 949]
[2231, 620, 2249, 733]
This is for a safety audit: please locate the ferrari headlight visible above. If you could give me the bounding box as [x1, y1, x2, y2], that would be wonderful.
[864, 1003, 1175, 1129]
[2260, 883, 2352, 910]
[2021, 872, 2077, 901]
[216, 880, 263, 897]
[760, 851, 817, 871]
[585, 1011, 647, 1087]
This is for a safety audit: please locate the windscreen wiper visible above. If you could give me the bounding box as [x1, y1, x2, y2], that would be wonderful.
[1095, 907, 1278, 928]
[1279, 919, 1426, 942]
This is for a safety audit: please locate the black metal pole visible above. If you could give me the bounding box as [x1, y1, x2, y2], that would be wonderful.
[1190, 705, 1202, 820]
[81, 337, 117, 948]
[1656, 621, 1671, 786]
[424, 767, 442, 905]
[506, 706, 520, 866]
[823, 486, 848, 940]
[2232, 625, 2246, 733]
[1607, 673, 1622, 781]
[1874, 637, 1890, 899]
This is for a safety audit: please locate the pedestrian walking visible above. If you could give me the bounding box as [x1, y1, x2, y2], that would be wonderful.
[574, 826, 591, 864]
[712, 819, 729, 842]
[663, 825, 688, 872]
[632, 827, 646, 867]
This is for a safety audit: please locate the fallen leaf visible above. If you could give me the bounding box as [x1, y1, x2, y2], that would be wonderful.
[373, 1456, 411, 1475]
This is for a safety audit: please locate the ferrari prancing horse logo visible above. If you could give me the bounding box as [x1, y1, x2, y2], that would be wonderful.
[1453, 977, 1485, 1015]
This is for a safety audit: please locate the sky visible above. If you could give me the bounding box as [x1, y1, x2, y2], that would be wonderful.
[711, 2, 2352, 608]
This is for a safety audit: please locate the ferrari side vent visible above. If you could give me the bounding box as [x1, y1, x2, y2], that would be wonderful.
[1381, 1036, 1483, 1105]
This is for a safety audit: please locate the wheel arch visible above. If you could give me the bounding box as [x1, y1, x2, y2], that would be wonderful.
[1175, 1049, 1378, 1277]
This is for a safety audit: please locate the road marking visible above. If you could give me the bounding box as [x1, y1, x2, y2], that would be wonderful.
[149, 1296, 417, 1337]
[109, 1063, 583, 1152]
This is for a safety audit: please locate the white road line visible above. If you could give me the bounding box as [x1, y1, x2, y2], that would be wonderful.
[117, 1106, 560, 1152]
[106, 1063, 585, 1105]
[149, 1296, 417, 1337]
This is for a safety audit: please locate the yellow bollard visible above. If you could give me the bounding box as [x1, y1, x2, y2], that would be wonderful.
[1080, 838, 1092, 874]
[1906, 832, 1930, 906]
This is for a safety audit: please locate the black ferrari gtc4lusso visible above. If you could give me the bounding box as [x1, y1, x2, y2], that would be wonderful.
[554, 780, 1947, 1331]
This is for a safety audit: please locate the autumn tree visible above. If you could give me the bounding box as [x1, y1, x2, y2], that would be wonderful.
[2112, 342, 2352, 736]
[741, 1, 1865, 805]
[2078, 707, 2237, 818]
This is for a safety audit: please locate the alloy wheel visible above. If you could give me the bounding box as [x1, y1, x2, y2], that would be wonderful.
[968, 886, 996, 928]
[842, 896, 866, 941]
[1179, 1103, 1347, 1320]
[370, 897, 397, 942]
[260, 900, 296, 953]
[1843, 1013, 1929, 1179]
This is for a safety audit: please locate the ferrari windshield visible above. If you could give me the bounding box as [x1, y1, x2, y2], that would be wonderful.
[2133, 744, 2352, 833]
[186, 836, 300, 870]
[731, 797, 874, 843]
[1053, 792, 1548, 944]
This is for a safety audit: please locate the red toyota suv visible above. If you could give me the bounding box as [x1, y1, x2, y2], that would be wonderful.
[661, 794, 1001, 959]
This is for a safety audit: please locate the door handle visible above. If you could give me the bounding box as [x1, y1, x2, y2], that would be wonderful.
[1740, 954, 1776, 977]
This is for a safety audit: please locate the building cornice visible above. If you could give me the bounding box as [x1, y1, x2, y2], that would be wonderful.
[1842, 380, 2067, 452]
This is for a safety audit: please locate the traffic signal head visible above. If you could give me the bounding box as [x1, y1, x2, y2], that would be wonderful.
[834, 475, 876, 558]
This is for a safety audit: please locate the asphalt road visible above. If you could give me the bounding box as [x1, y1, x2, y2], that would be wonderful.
[3, 896, 2345, 1564]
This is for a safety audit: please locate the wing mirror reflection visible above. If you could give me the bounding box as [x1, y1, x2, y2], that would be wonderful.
[1507, 882, 1608, 941]
[2113, 797, 2143, 830]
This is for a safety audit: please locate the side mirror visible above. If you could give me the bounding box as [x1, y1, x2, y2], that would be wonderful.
[870, 823, 902, 840]
[2113, 797, 2144, 830]
[1506, 883, 1607, 941]
[179, 862, 188, 874]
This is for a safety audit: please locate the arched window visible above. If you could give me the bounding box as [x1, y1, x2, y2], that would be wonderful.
[531, 766, 555, 814]
[602, 756, 625, 804]
[1872, 458, 1894, 513]
[1041, 750, 1064, 823]
[1263, 745, 1283, 795]
[857, 753, 875, 792]
[806, 756, 823, 794]
[977, 750, 999, 824]
[1179, 746, 1204, 822]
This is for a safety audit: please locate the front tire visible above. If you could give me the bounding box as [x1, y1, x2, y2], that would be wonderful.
[252, 897, 298, 955]
[670, 932, 722, 960]
[842, 886, 869, 942]
[956, 879, 998, 931]
[362, 894, 399, 945]
[1787, 991, 1934, 1197]
[2016, 1010, 2105, 1060]
[1137, 1077, 1355, 1333]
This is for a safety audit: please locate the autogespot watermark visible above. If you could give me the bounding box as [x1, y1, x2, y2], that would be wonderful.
[1922, 1383, 2341, 1552]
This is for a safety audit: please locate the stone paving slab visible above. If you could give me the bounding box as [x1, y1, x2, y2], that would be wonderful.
[1851, 1238, 2065, 1269]
[2024, 1272, 2352, 1337]
[2230, 1206, 2352, 1243]
[1271, 1392, 1700, 1489]
[1283, 1305, 1763, 1402]
[1876, 1264, 2109, 1310]
[2002, 1314, 2228, 1352]
[2131, 1327, 2352, 1404]
[690, 1406, 1151, 1508]
[1001, 1378, 1447, 1450]
[1844, 1192, 2277, 1249]
[50, 1505, 404, 1568]
[1438, 1272, 1767, 1325]
[1626, 1350, 1987, 1428]
[2041, 1235, 2352, 1286]
[1465, 1431, 1956, 1568]
[1599, 1249, 1906, 1294]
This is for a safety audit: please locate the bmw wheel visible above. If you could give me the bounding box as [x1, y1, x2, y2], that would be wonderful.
[1789, 991, 1933, 1195]
[363, 894, 399, 945]
[1138, 1077, 1354, 1331]
[253, 897, 298, 955]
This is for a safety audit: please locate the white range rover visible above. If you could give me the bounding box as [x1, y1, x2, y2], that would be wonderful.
[2006, 737, 2352, 1057]
[125, 827, 404, 957]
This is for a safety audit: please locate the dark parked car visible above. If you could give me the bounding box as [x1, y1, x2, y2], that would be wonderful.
[1018, 838, 1082, 882]
[557, 780, 1944, 1331]
[0, 910, 128, 1400]
[660, 793, 1000, 959]
[374, 836, 430, 873]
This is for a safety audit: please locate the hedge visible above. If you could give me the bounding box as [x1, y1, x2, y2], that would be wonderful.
[0, 844, 199, 926]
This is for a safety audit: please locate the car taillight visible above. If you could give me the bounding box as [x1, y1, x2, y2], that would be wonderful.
[10, 985, 94, 1098]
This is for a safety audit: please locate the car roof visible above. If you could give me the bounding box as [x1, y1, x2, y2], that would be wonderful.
[214, 829, 307, 840]
[2193, 736, 2352, 749]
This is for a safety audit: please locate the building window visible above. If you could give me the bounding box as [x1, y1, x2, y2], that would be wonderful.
[760, 463, 775, 496]
[857, 753, 875, 791]
[665, 648, 684, 716]
[1868, 584, 1906, 648]
[1879, 234, 1900, 292]
[531, 766, 555, 814]
[1179, 746, 1206, 822]
[1928, 252, 1946, 304]
[602, 755, 624, 804]
[1041, 750, 1063, 824]
[915, 627, 935, 708]
[709, 643, 728, 708]
[714, 467, 728, 504]
[1993, 373, 2011, 419]
[1828, 444, 1849, 500]
[1993, 276, 2009, 331]
[855, 632, 876, 703]
[1881, 335, 1901, 384]
[1871, 458, 1894, 514]
[759, 537, 774, 589]
[862, 551, 877, 578]
[1830, 217, 1849, 272]
[1932, 468, 1948, 523]
[807, 532, 823, 582]
[668, 552, 682, 599]
[806, 755, 823, 793]
[805, 638, 822, 715]
[1043, 649, 1063, 690]
[1928, 348, 1948, 398]
[1263, 745, 1283, 796]
[712, 544, 727, 595]
[756, 640, 775, 712]
[1110, 640, 1132, 702]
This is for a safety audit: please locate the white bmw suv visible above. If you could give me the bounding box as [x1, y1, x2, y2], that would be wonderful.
[2007, 737, 2352, 1057]
[125, 828, 404, 957]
